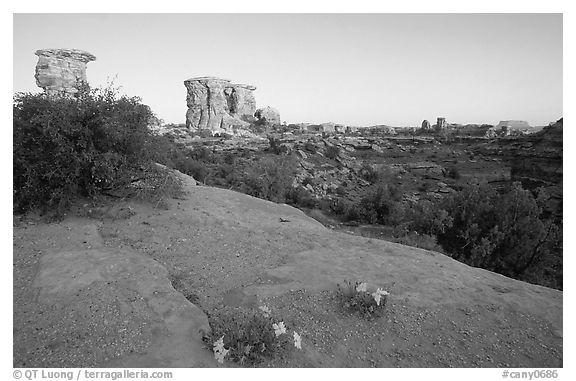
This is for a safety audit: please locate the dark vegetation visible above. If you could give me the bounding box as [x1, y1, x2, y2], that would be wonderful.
[325, 179, 562, 289]
[13, 85, 183, 217]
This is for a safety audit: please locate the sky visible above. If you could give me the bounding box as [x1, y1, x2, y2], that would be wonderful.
[13, 13, 562, 127]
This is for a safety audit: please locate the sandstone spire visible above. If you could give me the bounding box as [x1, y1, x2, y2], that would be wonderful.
[35, 48, 96, 96]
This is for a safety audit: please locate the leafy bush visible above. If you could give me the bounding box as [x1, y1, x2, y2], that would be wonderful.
[446, 166, 461, 179]
[358, 162, 379, 183]
[404, 199, 453, 237]
[232, 156, 297, 203]
[325, 145, 340, 160]
[435, 182, 561, 286]
[286, 187, 316, 209]
[204, 306, 301, 365]
[13, 85, 173, 215]
[358, 184, 405, 225]
[336, 281, 389, 319]
[303, 141, 317, 153]
[267, 137, 287, 155]
[174, 158, 210, 184]
[128, 164, 184, 209]
[329, 197, 361, 222]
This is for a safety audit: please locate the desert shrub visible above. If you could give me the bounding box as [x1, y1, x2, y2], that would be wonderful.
[335, 185, 347, 196]
[303, 141, 317, 153]
[446, 166, 461, 179]
[129, 164, 184, 209]
[336, 281, 389, 320]
[434, 182, 561, 288]
[190, 146, 217, 163]
[267, 137, 287, 155]
[204, 306, 301, 365]
[358, 162, 379, 183]
[358, 184, 404, 225]
[301, 177, 315, 187]
[418, 182, 430, 192]
[325, 145, 340, 160]
[286, 187, 316, 209]
[404, 199, 453, 237]
[144, 134, 187, 168]
[330, 198, 361, 222]
[174, 158, 210, 183]
[13, 85, 169, 215]
[233, 156, 297, 203]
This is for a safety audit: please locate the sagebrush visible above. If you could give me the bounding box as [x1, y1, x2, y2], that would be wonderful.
[13, 85, 181, 215]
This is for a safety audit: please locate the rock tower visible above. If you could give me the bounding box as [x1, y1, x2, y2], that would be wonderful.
[184, 77, 257, 133]
[436, 117, 447, 131]
[35, 49, 96, 96]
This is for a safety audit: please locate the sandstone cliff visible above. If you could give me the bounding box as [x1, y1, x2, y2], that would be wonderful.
[184, 77, 257, 134]
[35, 49, 96, 96]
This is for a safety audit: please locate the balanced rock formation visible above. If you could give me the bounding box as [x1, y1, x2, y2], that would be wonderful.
[184, 77, 257, 134]
[35, 49, 96, 97]
[255, 106, 281, 126]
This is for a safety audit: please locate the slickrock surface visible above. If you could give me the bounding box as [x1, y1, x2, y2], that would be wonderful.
[13, 171, 562, 367]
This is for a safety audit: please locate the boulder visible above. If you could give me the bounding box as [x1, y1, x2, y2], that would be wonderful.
[254, 106, 281, 125]
[184, 77, 257, 134]
[35, 49, 96, 96]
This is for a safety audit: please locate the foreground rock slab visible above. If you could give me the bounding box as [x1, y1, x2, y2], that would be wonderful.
[14, 219, 214, 367]
[14, 171, 562, 367]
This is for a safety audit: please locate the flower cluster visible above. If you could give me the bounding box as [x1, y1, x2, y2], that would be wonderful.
[209, 306, 302, 365]
[213, 336, 229, 364]
[371, 288, 390, 306]
[337, 280, 390, 319]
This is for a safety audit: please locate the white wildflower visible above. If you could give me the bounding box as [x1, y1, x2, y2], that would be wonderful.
[259, 305, 271, 317]
[293, 331, 302, 349]
[371, 288, 390, 306]
[356, 282, 368, 293]
[213, 335, 229, 364]
[273, 321, 287, 337]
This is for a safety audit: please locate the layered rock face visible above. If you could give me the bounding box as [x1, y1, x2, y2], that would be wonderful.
[184, 77, 257, 133]
[255, 106, 281, 126]
[35, 49, 96, 96]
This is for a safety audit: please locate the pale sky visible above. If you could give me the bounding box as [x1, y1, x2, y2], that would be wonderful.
[13, 13, 562, 127]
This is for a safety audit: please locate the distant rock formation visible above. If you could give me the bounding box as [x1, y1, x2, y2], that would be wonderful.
[184, 77, 257, 134]
[496, 120, 532, 130]
[435, 117, 447, 131]
[254, 106, 281, 126]
[35, 49, 96, 97]
[421, 120, 431, 130]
